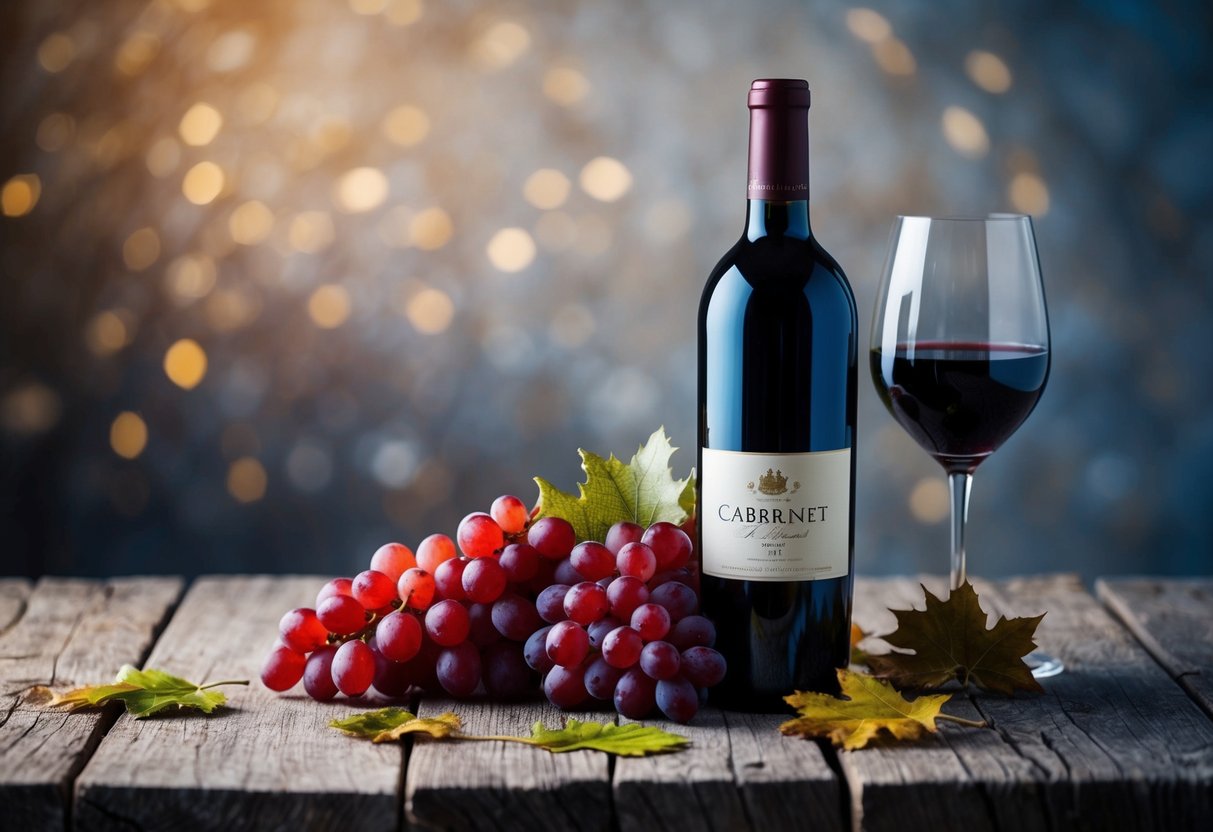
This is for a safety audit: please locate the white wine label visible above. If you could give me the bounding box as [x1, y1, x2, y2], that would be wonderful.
[700, 447, 851, 582]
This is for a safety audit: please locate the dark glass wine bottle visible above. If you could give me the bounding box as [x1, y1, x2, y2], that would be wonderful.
[697, 79, 857, 711]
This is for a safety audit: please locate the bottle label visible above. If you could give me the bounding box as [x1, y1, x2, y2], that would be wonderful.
[700, 447, 850, 582]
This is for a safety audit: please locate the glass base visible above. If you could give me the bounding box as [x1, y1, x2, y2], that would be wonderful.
[1027, 650, 1064, 678]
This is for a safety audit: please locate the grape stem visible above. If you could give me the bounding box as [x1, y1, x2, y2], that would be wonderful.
[447, 734, 543, 746]
[200, 680, 249, 689]
[936, 713, 987, 729]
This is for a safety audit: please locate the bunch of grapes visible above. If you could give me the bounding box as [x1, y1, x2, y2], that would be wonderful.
[260, 495, 725, 723]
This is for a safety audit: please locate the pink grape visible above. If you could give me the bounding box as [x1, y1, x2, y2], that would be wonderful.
[604, 520, 644, 555]
[261, 644, 306, 691]
[630, 603, 671, 642]
[544, 663, 589, 709]
[315, 577, 353, 607]
[490, 495, 530, 534]
[457, 512, 505, 558]
[331, 640, 375, 696]
[416, 533, 457, 573]
[642, 522, 693, 570]
[425, 599, 471, 647]
[491, 594, 542, 641]
[563, 581, 610, 626]
[317, 594, 367, 636]
[467, 602, 502, 647]
[353, 569, 397, 610]
[279, 607, 328, 653]
[650, 581, 698, 621]
[601, 626, 644, 669]
[303, 645, 339, 700]
[553, 558, 585, 585]
[656, 676, 699, 723]
[397, 568, 436, 611]
[462, 557, 507, 604]
[436, 641, 481, 698]
[606, 576, 650, 620]
[613, 667, 657, 718]
[499, 543, 540, 583]
[570, 541, 615, 581]
[681, 646, 727, 688]
[587, 615, 621, 650]
[669, 615, 717, 650]
[369, 542, 416, 583]
[584, 656, 624, 700]
[527, 517, 576, 559]
[545, 620, 590, 668]
[433, 557, 469, 601]
[482, 642, 534, 700]
[376, 610, 423, 662]
[640, 640, 681, 680]
[536, 584, 571, 623]
[616, 542, 657, 582]
[524, 625, 556, 673]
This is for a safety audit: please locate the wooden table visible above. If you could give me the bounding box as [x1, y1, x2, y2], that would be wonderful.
[1, 574, 1210, 831]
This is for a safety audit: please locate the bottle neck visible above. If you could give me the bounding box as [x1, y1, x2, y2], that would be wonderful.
[746, 200, 811, 240]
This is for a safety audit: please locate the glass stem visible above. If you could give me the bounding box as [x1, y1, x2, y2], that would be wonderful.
[948, 472, 973, 590]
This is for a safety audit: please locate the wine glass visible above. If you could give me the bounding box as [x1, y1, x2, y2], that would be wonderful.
[870, 214, 1061, 678]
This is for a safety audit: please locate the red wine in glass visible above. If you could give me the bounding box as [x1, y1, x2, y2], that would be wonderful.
[870, 341, 1049, 473]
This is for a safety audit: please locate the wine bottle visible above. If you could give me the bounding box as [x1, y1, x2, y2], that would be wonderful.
[697, 79, 857, 710]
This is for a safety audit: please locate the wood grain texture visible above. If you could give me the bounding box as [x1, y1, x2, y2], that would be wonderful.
[0, 576, 181, 832]
[612, 708, 747, 832]
[406, 696, 612, 832]
[73, 576, 402, 832]
[1097, 577, 1213, 716]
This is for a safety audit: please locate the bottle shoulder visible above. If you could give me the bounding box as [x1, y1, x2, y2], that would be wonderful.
[700, 233, 856, 317]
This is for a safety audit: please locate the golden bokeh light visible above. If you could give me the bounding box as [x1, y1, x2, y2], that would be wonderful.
[37, 32, 75, 73]
[874, 38, 916, 76]
[110, 412, 148, 460]
[179, 103, 224, 146]
[349, 0, 388, 14]
[966, 50, 1013, 94]
[86, 310, 132, 356]
[164, 338, 208, 389]
[167, 254, 217, 301]
[0, 383, 60, 435]
[385, 0, 424, 26]
[334, 167, 389, 213]
[205, 288, 261, 332]
[308, 284, 352, 329]
[207, 29, 257, 73]
[471, 20, 531, 70]
[36, 113, 75, 152]
[486, 227, 537, 273]
[115, 31, 160, 76]
[236, 83, 280, 124]
[146, 137, 182, 178]
[523, 168, 571, 210]
[182, 161, 225, 205]
[909, 477, 950, 524]
[228, 200, 275, 245]
[579, 156, 632, 202]
[2, 174, 41, 218]
[122, 227, 161, 271]
[941, 106, 990, 158]
[382, 105, 431, 147]
[409, 207, 455, 250]
[405, 287, 455, 334]
[1009, 172, 1050, 215]
[543, 67, 591, 106]
[288, 211, 336, 254]
[845, 8, 892, 43]
[227, 457, 268, 503]
[534, 211, 577, 251]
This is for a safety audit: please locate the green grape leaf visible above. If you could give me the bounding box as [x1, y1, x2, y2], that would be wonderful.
[329, 707, 417, 738]
[534, 427, 693, 542]
[521, 718, 689, 756]
[678, 471, 697, 519]
[38, 665, 246, 718]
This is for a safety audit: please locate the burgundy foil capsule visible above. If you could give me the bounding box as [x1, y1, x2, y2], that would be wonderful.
[746, 78, 811, 201]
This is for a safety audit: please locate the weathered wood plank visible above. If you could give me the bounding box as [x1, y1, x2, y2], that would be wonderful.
[406, 696, 612, 831]
[1097, 577, 1213, 717]
[73, 576, 402, 832]
[0, 576, 181, 832]
[845, 575, 1213, 832]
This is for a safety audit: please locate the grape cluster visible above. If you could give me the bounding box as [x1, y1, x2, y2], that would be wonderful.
[260, 496, 725, 723]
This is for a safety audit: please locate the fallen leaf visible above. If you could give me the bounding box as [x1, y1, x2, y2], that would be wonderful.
[375, 712, 462, 743]
[39, 665, 247, 717]
[519, 718, 689, 756]
[329, 707, 417, 738]
[866, 581, 1044, 695]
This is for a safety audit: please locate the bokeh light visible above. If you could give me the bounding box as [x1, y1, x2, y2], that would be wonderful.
[409, 207, 454, 250]
[227, 457, 268, 503]
[965, 50, 1013, 93]
[182, 161, 225, 205]
[579, 157, 632, 202]
[163, 339, 208, 390]
[406, 287, 456, 334]
[334, 167, 390, 213]
[228, 201, 275, 245]
[382, 105, 430, 147]
[308, 285, 352, 329]
[1, 174, 40, 217]
[941, 106, 990, 158]
[110, 412, 148, 460]
[523, 169, 572, 210]
[178, 103, 224, 146]
[486, 227, 537, 272]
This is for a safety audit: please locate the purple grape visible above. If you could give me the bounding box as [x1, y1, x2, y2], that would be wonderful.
[650, 581, 698, 622]
[639, 640, 681, 681]
[681, 646, 727, 688]
[613, 667, 656, 719]
[656, 676, 699, 723]
[544, 663, 589, 709]
[587, 615, 621, 650]
[467, 602, 501, 647]
[491, 594, 542, 641]
[669, 615, 716, 650]
[482, 642, 534, 700]
[584, 656, 624, 700]
[436, 641, 481, 698]
[303, 644, 339, 701]
[536, 584, 571, 623]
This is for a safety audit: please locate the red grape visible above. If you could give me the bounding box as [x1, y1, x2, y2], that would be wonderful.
[544, 663, 589, 709]
[536, 584, 571, 623]
[602, 625, 644, 669]
[369, 639, 413, 698]
[527, 516, 575, 559]
[317, 594, 367, 636]
[563, 581, 610, 626]
[303, 644, 339, 700]
[436, 641, 481, 698]
[279, 607, 328, 653]
[261, 644, 306, 691]
[570, 541, 615, 581]
[424, 599, 471, 646]
[457, 512, 505, 558]
[669, 615, 716, 650]
[332, 639, 375, 696]
[613, 667, 656, 718]
[640, 640, 681, 680]
[462, 557, 507, 604]
[545, 619, 590, 668]
[353, 569, 397, 610]
[315, 577, 353, 607]
[604, 520, 644, 555]
[490, 494, 529, 534]
[467, 602, 502, 647]
[491, 594, 542, 641]
[650, 581, 698, 622]
[584, 656, 624, 700]
[606, 576, 650, 620]
[416, 533, 457, 573]
[656, 676, 699, 723]
[524, 625, 556, 673]
[642, 522, 693, 570]
[630, 603, 671, 642]
[369, 542, 417, 583]
[397, 568, 436, 611]
[680, 646, 727, 688]
[482, 642, 534, 700]
[433, 557, 469, 601]
[499, 543, 540, 583]
[376, 610, 423, 662]
[616, 542, 657, 582]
